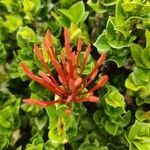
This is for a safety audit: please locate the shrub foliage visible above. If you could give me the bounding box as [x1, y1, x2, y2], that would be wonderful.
[0, 0, 150, 149]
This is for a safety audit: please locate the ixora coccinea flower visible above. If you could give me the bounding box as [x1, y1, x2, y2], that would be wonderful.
[21, 28, 108, 114]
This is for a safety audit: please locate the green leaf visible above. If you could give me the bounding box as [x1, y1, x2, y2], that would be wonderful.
[0, 0, 13, 12]
[93, 110, 105, 128]
[59, 1, 88, 25]
[0, 41, 6, 64]
[142, 46, 150, 69]
[127, 121, 150, 150]
[104, 120, 123, 135]
[81, 115, 96, 130]
[0, 107, 14, 130]
[102, 0, 117, 6]
[0, 96, 20, 148]
[125, 74, 137, 92]
[136, 110, 150, 122]
[70, 23, 82, 41]
[145, 29, 150, 47]
[125, 68, 150, 98]
[103, 85, 126, 117]
[122, 2, 150, 16]
[105, 91, 124, 108]
[23, 0, 41, 16]
[18, 26, 35, 42]
[51, 11, 70, 28]
[72, 103, 86, 116]
[68, 1, 86, 24]
[106, 17, 132, 49]
[111, 111, 131, 127]
[17, 26, 35, 48]
[94, 31, 110, 53]
[0, 136, 8, 149]
[35, 116, 47, 131]
[5, 15, 22, 33]
[128, 121, 149, 140]
[87, 0, 114, 13]
[44, 140, 64, 150]
[105, 85, 125, 108]
[9, 55, 20, 79]
[115, 0, 126, 26]
[130, 44, 146, 68]
[130, 31, 150, 69]
[25, 143, 43, 150]
[136, 96, 150, 106]
[78, 131, 108, 150]
[80, 11, 89, 24]
[134, 67, 150, 83]
[46, 105, 77, 143]
[79, 143, 108, 150]
[106, 47, 129, 68]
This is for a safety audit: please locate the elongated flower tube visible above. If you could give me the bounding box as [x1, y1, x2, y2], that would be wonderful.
[21, 28, 108, 114]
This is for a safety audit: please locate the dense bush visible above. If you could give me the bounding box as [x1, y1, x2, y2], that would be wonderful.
[0, 0, 150, 149]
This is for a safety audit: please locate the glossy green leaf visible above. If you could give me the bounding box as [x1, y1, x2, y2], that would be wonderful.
[44, 140, 64, 150]
[105, 91, 124, 108]
[69, 23, 82, 41]
[130, 30, 150, 69]
[130, 44, 145, 68]
[111, 111, 131, 127]
[135, 110, 150, 122]
[25, 143, 43, 150]
[104, 120, 123, 135]
[122, 2, 150, 16]
[51, 11, 70, 27]
[78, 131, 108, 150]
[17, 26, 35, 48]
[0, 107, 14, 130]
[102, 110, 131, 135]
[0, 0, 150, 148]
[0, 0, 14, 12]
[87, 0, 115, 13]
[136, 97, 150, 106]
[105, 85, 125, 108]
[125, 68, 150, 98]
[145, 29, 150, 47]
[142, 46, 150, 69]
[87, 0, 104, 13]
[94, 31, 110, 53]
[115, 0, 125, 27]
[0, 96, 20, 149]
[106, 17, 132, 49]
[93, 110, 105, 128]
[23, 0, 41, 15]
[103, 85, 126, 117]
[59, 1, 88, 25]
[133, 67, 150, 83]
[127, 120, 150, 150]
[102, 0, 117, 6]
[5, 15, 22, 33]
[46, 105, 77, 143]
[18, 26, 35, 42]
